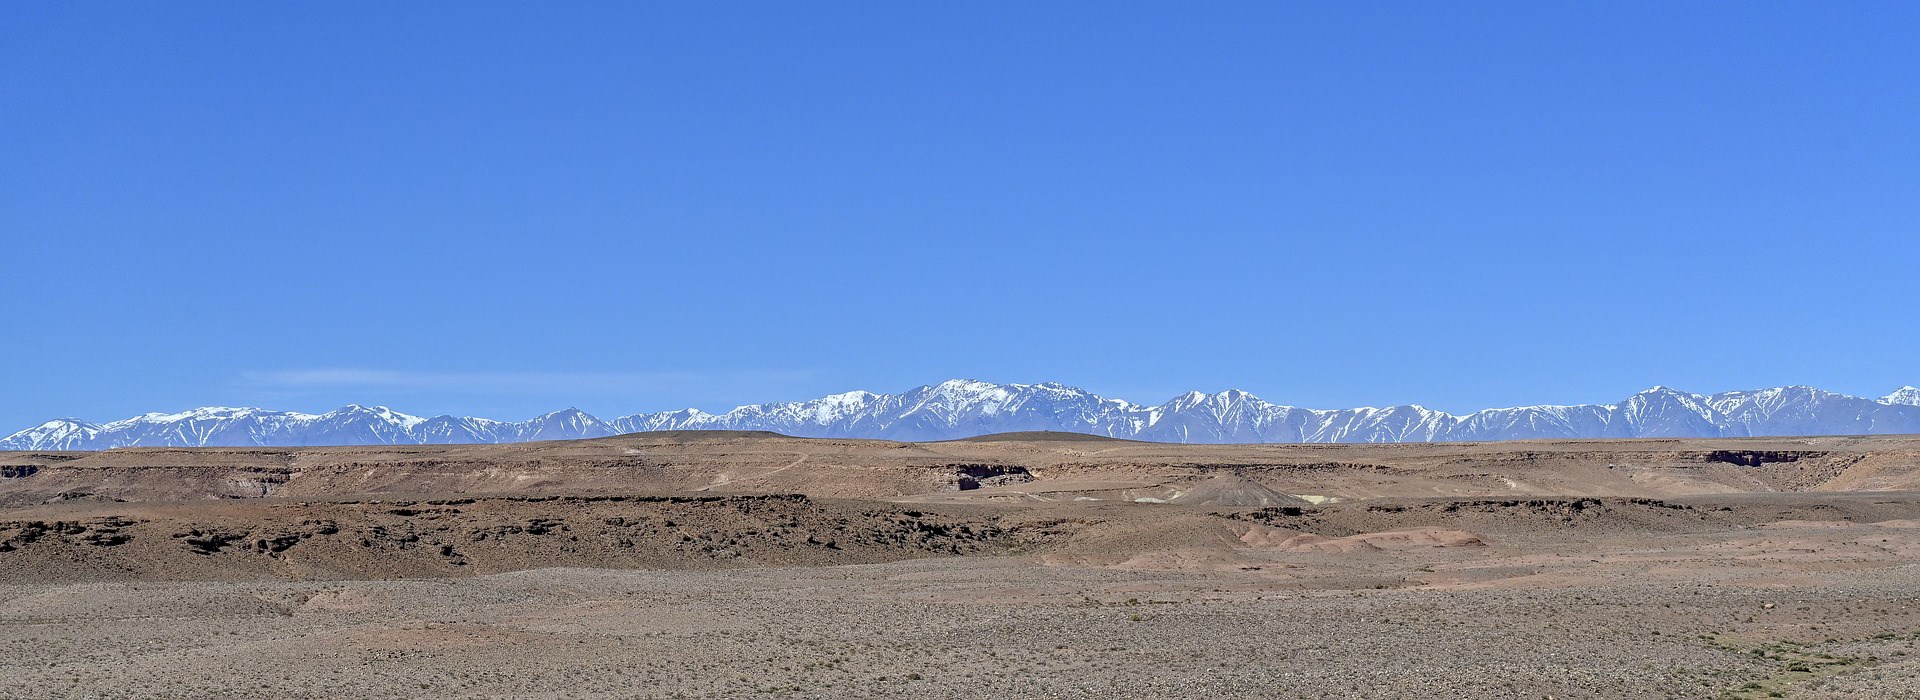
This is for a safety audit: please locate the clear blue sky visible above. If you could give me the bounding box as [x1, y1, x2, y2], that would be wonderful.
[3, 2, 1917, 428]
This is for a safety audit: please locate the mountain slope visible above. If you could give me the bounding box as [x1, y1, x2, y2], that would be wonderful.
[8, 380, 1920, 450]
[1884, 387, 1920, 407]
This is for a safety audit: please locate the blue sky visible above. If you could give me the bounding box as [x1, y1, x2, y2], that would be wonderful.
[2, 1, 1917, 428]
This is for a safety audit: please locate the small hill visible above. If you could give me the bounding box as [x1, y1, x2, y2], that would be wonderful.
[1168, 475, 1312, 507]
[608, 430, 794, 442]
[946, 431, 1141, 443]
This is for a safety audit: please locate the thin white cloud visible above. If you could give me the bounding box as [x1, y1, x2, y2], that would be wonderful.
[237, 369, 819, 395]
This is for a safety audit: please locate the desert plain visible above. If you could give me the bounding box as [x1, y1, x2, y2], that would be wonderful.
[6, 431, 1920, 698]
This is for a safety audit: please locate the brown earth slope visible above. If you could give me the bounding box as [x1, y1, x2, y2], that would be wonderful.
[4, 431, 1919, 507]
[8, 432, 1920, 698]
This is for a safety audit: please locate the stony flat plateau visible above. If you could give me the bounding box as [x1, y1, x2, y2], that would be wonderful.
[6, 432, 1920, 698]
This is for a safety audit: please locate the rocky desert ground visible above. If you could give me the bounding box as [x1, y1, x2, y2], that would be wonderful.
[6, 431, 1920, 698]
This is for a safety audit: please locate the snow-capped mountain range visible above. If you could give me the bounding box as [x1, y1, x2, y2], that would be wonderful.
[7, 380, 1920, 450]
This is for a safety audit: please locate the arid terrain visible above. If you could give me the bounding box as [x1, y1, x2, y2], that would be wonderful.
[6, 432, 1920, 698]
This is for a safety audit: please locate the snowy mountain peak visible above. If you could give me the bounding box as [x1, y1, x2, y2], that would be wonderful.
[931, 378, 1001, 395]
[815, 390, 880, 411]
[9, 381, 1920, 450]
[529, 407, 603, 426]
[324, 404, 426, 429]
[1214, 389, 1258, 403]
[1166, 390, 1210, 407]
[1884, 387, 1920, 406]
[520, 407, 613, 441]
[2, 419, 105, 451]
[134, 406, 283, 423]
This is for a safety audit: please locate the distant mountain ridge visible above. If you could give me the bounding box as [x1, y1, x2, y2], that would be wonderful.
[7, 380, 1920, 450]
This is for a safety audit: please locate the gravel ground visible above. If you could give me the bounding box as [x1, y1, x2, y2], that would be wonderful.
[4, 556, 1918, 700]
